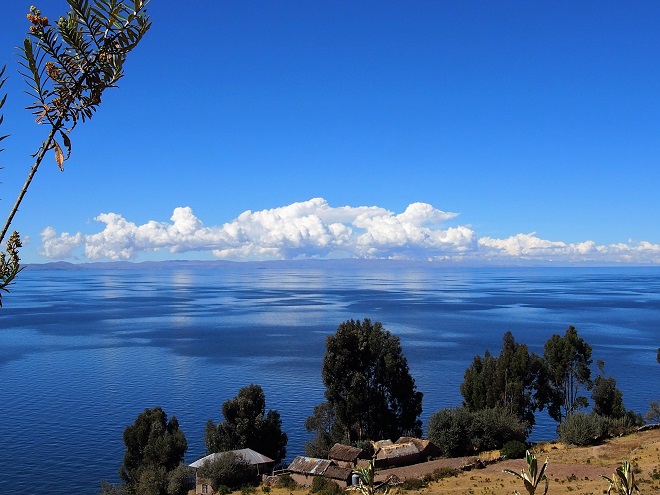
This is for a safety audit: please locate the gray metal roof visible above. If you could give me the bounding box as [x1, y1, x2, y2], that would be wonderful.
[189, 448, 274, 469]
[287, 456, 334, 475]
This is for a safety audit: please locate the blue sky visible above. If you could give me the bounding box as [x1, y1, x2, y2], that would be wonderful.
[1, 1, 659, 264]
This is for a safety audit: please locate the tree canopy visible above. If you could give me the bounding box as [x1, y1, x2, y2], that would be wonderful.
[205, 384, 287, 464]
[316, 318, 423, 445]
[543, 326, 593, 422]
[120, 407, 188, 495]
[460, 331, 549, 430]
[591, 360, 626, 419]
[196, 451, 257, 491]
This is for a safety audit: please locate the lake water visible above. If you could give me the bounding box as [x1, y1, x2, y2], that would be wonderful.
[1, 262, 659, 494]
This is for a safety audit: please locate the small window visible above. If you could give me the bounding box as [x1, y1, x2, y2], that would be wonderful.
[202, 484, 208, 494]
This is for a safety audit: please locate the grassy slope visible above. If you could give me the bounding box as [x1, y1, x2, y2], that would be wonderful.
[266, 428, 660, 495]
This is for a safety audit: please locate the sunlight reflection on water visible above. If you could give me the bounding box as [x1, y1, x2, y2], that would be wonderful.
[1, 264, 659, 494]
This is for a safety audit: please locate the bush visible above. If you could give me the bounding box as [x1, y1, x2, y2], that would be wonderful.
[431, 467, 459, 480]
[501, 440, 527, 459]
[276, 474, 297, 490]
[241, 485, 256, 495]
[310, 476, 344, 495]
[427, 407, 473, 457]
[196, 452, 258, 490]
[470, 407, 527, 452]
[558, 413, 607, 446]
[427, 406, 528, 457]
[401, 478, 428, 490]
[421, 467, 459, 484]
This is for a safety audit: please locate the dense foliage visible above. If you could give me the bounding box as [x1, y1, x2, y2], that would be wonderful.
[310, 475, 344, 495]
[119, 407, 188, 495]
[304, 401, 342, 457]
[461, 331, 549, 430]
[205, 384, 288, 463]
[196, 451, 257, 491]
[314, 318, 423, 446]
[591, 360, 626, 418]
[426, 406, 527, 457]
[501, 440, 528, 459]
[543, 326, 593, 422]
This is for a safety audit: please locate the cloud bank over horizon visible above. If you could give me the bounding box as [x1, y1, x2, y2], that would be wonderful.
[39, 198, 660, 264]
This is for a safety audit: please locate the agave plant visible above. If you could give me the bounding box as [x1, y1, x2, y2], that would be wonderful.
[349, 459, 390, 495]
[502, 450, 548, 495]
[602, 460, 640, 495]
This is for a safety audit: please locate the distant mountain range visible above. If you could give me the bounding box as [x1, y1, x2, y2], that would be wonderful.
[24, 258, 447, 271]
[23, 258, 655, 270]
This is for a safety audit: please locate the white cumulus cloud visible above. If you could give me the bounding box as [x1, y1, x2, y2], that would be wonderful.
[38, 198, 660, 264]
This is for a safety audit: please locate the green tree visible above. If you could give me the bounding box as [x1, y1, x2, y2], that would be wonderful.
[461, 331, 549, 430]
[0, 1, 150, 305]
[543, 326, 593, 422]
[196, 451, 257, 491]
[426, 406, 527, 457]
[120, 407, 188, 495]
[205, 384, 287, 464]
[304, 401, 344, 458]
[317, 318, 423, 444]
[591, 360, 626, 419]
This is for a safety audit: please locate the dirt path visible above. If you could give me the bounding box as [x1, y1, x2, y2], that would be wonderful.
[375, 428, 660, 495]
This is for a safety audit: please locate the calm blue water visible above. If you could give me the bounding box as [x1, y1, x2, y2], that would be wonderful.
[1, 263, 659, 494]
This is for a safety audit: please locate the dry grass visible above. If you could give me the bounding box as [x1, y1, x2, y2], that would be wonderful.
[262, 428, 660, 495]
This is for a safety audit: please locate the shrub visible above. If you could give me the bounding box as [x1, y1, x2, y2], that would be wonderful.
[400, 478, 427, 490]
[241, 485, 256, 495]
[427, 407, 473, 457]
[431, 467, 459, 480]
[501, 440, 527, 459]
[421, 467, 459, 484]
[470, 407, 527, 452]
[427, 406, 527, 457]
[197, 452, 258, 491]
[310, 476, 344, 495]
[276, 474, 297, 490]
[603, 412, 642, 437]
[558, 413, 607, 446]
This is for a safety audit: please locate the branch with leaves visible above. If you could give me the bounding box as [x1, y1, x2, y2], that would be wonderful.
[0, 66, 22, 306]
[0, 1, 150, 305]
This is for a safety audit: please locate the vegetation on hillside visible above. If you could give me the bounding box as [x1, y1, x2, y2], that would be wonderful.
[205, 384, 288, 464]
[97, 320, 658, 494]
[305, 319, 423, 456]
[118, 406, 188, 495]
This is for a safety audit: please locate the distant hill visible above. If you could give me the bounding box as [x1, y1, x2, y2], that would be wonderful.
[23, 258, 448, 271]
